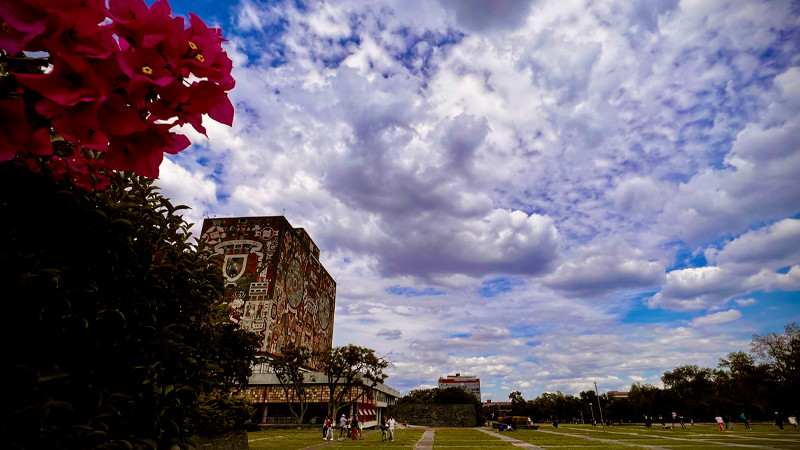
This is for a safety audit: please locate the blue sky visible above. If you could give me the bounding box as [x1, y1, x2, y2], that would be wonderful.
[156, 0, 800, 400]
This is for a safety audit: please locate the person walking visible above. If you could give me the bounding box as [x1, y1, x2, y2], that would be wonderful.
[775, 412, 784, 431]
[339, 414, 348, 439]
[322, 416, 330, 440]
[740, 412, 750, 430]
[715, 415, 725, 431]
[388, 415, 397, 441]
[350, 416, 359, 440]
[380, 416, 389, 442]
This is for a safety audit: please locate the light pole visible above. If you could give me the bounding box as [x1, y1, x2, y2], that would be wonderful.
[589, 402, 595, 425]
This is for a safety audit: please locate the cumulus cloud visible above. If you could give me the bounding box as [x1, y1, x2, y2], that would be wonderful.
[658, 67, 800, 245]
[157, 0, 800, 399]
[706, 219, 800, 273]
[646, 266, 741, 311]
[691, 310, 743, 327]
[376, 329, 403, 340]
[734, 298, 758, 307]
[439, 0, 535, 33]
[543, 239, 664, 296]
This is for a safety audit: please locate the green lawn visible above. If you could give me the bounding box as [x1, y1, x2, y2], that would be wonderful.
[248, 427, 425, 449]
[248, 428, 327, 450]
[433, 428, 515, 447]
[508, 423, 800, 449]
[246, 424, 800, 449]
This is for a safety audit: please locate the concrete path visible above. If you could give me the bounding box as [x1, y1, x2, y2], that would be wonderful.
[477, 428, 544, 448]
[413, 428, 435, 450]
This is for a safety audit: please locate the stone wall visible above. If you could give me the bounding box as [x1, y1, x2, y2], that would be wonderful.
[388, 404, 476, 427]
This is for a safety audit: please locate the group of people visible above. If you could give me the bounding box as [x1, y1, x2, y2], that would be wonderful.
[379, 415, 398, 442]
[322, 414, 398, 441]
[321, 414, 361, 440]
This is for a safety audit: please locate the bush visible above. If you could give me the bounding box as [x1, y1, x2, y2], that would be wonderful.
[189, 392, 256, 436]
[0, 161, 257, 449]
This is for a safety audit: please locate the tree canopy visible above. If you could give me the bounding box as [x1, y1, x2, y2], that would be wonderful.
[478, 323, 799, 424]
[318, 344, 390, 417]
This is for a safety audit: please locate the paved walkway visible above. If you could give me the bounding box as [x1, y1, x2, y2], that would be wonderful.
[413, 428, 435, 450]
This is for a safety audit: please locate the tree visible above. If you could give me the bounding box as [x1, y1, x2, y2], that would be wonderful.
[269, 345, 314, 426]
[436, 387, 478, 404]
[0, 168, 257, 448]
[317, 344, 389, 418]
[399, 388, 437, 405]
[750, 323, 800, 412]
[628, 383, 661, 418]
[509, 391, 526, 416]
[661, 365, 714, 418]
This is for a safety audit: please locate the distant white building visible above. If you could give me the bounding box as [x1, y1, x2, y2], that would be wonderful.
[438, 373, 481, 399]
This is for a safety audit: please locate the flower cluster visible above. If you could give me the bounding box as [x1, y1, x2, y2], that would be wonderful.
[0, 0, 235, 178]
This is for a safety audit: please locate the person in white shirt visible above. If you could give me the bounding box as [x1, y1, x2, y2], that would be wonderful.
[339, 415, 348, 439]
[388, 416, 397, 441]
[715, 415, 724, 431]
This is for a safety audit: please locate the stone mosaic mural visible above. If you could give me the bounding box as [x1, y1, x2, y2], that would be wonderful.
[388, 404, 477, 427]
[200, 217, 335, 369]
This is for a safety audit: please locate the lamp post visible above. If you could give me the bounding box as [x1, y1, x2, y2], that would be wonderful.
[589, 402, 595, 425]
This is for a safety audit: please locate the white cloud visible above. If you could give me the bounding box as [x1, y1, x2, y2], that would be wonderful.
[156, 0, 800, 399]
[691, 310, 743, 327]
[543, 239, 664, 296]
[734, 298, 758, 307]
[706, 219, 800, 273]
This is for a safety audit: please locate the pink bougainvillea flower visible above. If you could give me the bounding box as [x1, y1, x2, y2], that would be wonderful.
[0, 99, 53, 161]
[108, 0, 186, 56]
[0, 0, 48, 55]
[47, 150, 115, 192]
[35, 98, 109, 150]
[104, 122, 190, 177]
[40, 4, 117, 71]
[97, 93, 148, 137]
[15, 57, 106, 106]
[117, 41, 177, 91]
[148, 80, 205, 134]
[180, 13, 222, 72]
[149, 79, 232, 134]
[181, 13, 235, 90]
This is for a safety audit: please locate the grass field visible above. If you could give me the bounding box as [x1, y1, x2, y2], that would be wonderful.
[247, 423, 800, 449]
[505, 423, 800, 449]
[248, 427, 425, 449]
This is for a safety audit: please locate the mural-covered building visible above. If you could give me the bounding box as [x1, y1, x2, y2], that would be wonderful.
[200, 216, 399, 426]
[200, 216, 335, 369]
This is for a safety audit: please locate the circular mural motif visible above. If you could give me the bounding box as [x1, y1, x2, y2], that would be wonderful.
[284, 256, 304, 309]
[317, 293, 331, 330]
